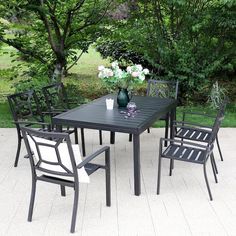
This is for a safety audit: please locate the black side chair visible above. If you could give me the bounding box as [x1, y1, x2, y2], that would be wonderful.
[42, 83, 102, 157]
[174, 101, 227, 161]
[7, 90, 51, 167]
[146, 79, 179, 144]
[21, 127, 111, 233]
[157, 103, 225, 200]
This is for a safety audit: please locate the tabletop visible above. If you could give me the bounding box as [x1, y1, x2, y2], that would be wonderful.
[53, 94, 177, 134]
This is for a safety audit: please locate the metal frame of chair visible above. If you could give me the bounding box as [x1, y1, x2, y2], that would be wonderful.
[7, 90, 51, 167]
[42, 82, 103, 156]
[157, 102, 225, 200]
[174, 101, 227, 161]
[21, 127, 111, 233]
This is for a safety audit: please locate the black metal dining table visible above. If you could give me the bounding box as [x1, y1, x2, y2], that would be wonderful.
[53, 94, 177, 196]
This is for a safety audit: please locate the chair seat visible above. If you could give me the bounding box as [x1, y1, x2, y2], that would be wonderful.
[85, 163, 100, 176]
[162, 144, 206, 164]
[175, 127, 211, 142]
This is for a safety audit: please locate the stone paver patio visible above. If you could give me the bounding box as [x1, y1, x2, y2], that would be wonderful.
[0, 128, 236, 236]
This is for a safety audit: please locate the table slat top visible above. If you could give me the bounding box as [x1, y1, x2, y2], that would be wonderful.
[53, 95, 177, 134]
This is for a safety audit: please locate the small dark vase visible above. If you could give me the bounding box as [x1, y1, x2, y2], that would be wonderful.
[117, 88, 130, 107]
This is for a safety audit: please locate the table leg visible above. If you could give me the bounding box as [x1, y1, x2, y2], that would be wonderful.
[81, 128, 86, 157]
[133, 134, 141, 196]
[170, 108, 176, 139]
[110, 131, 115, 144]
[55, 124, 62, 132]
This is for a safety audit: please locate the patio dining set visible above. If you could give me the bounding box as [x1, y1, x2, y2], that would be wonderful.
[7, 80, 227, 233]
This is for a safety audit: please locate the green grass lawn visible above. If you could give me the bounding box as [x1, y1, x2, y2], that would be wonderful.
[69, 47, 109, 77]
[0, 45, 18, 69]
[0, 103, 13, 127]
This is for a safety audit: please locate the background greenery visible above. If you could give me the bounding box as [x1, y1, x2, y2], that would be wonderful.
[0, 45, 235, 128]
[0, 0, 235, 128]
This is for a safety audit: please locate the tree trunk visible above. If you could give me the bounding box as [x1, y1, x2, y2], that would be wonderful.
[51, 51, 67, 83]
[51, 63, 64, 83]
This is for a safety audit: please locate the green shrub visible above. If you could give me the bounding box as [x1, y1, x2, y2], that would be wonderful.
[208, 81, 227, 109]
[64, 74, 108, 102]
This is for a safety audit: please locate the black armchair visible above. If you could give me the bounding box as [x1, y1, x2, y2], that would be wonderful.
[7, 90, 51, 167]
[174, 100, 227, 161]
[157, 103, 225, 200]
[21, 127, 111, 233]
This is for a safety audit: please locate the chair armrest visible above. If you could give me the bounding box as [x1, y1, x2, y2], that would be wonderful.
[173, 120, 213, 130]
[15, 121, 51, 130]
[77, 146, 110, 169]
[15, 120, 49, 126]
[160, 138, 207, 149]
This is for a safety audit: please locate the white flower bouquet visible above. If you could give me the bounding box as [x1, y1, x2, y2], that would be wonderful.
[98, 61, 149, 90]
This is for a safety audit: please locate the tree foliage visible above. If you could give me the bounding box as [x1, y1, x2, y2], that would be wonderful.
[0, 0, 112, 81]
[97, 0, 236, 103]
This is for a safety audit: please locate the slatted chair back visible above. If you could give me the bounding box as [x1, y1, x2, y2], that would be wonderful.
[42, 83, 70, 112]
[7, 90, 44, 126]
[21, 127, 89, 183]
[146, 79, 179, 99]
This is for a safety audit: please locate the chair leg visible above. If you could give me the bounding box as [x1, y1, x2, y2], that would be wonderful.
[164, 118, 169, 147]
[80, 128, 86, 157]
[203, 163, 213, 201]
[60, 185, 66, 196]
[70, 184, 79, 233]
[157, 155, 162, 194]
[14, 134, 22, 167]
[129, 134, 132, 142]
[28, 179, 37, 222]
[110, 131, 115, 144]
[211, 153, 218, 174]
[147, 128, 150, 133]
[105, 148, 111, 206]
[210, 154, 218, 183]
[74, 128, 78, 144]
[216, 134, 223, 161]
[169, 159, 173, 176]
[99, 130, 103, 145]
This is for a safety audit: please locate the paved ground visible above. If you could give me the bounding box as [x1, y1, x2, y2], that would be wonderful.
[0, 128, 236, 236]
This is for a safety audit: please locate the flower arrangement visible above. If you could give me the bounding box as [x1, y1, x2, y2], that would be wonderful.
[98, 61, 149, 90]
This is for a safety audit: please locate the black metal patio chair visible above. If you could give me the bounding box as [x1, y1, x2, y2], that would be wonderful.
[173, 99, 227, 162]
[42, 83, 103, 156]
[7, 90, 51, 167]
[157, 103, 225, 200]
[21, 127, 111, 233]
